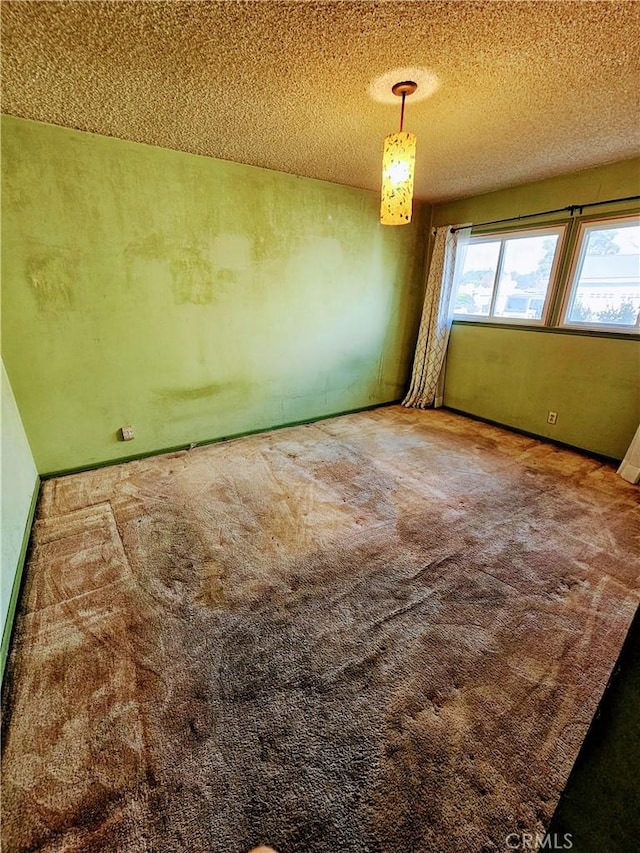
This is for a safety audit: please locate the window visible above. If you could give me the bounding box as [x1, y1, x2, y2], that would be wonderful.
[453, 226, 565, 324]
[561, 216, 640, 332]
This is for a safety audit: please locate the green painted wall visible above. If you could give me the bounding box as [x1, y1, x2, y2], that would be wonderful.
[1, 116, 426, 474]
[445, 326, 639, 459]
[433, 157, 640, 228]
[1, 361, 39, 676]
[433, 158, 640, 459]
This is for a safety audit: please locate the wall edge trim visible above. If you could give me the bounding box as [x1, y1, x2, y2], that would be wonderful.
[442, 406, 624, 464]
[41, 400, 403, 480]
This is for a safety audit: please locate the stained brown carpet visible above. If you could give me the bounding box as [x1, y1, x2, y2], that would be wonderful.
[2, 406, 639, 853]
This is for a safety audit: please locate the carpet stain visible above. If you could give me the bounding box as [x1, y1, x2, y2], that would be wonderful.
[2, 406, 639, 852]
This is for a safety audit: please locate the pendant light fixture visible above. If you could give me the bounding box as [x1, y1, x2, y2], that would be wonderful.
[380, 81, 418, 226]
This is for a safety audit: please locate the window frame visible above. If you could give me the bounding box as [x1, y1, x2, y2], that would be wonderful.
[558, 213, 640, 335]
[452, 224, 568, 327]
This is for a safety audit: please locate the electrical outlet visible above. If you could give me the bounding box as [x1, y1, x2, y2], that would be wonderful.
[547, 411, 558, 425]
[120, 425, 135, 441]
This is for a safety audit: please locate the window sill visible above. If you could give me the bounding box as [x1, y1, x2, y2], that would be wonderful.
[451, 319, 640, 341]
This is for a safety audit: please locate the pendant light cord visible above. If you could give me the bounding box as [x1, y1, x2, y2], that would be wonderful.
[399, 93, 406, 132]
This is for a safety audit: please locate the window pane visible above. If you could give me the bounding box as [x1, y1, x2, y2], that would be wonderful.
[493, 234, 559, 320]
[453, 241, 500, 316]
[567, 222, 640, 327]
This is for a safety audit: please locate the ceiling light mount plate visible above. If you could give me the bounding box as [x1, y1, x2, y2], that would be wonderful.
[369, 68, 438, 104]
[391, 81, 418, 97]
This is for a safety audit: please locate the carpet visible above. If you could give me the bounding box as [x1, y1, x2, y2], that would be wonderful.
[2, 406, 639, 852]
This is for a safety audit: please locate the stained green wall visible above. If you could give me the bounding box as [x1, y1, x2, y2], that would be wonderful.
[3, 116, 637, 469]
[433, 159, 640, 459]
[1, 361, 39, 676]
[1, 116, 425, 474]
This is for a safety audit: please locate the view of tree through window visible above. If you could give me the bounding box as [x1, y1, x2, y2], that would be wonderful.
[564, 219, 640, 329]
[453, 228, 563, 322]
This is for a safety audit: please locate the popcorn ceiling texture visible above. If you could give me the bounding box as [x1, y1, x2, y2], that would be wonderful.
[1, 0, 639, 202]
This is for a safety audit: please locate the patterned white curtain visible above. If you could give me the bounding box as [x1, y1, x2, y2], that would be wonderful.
[403, 224, 471, 409]
[618, 423, 640, 483]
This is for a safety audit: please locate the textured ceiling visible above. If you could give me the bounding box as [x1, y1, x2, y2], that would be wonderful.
[1, 0, 639, 202]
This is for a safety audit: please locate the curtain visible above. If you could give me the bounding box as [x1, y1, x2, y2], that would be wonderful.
[403, 224, 471, 409]
[618, 423, 640, 484]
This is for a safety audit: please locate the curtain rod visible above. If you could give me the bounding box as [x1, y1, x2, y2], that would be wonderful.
[449, 194, 640, 233]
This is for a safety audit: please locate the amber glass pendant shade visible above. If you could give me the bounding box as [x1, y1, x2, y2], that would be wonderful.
[380, 80, 418, 226]
[380, 131, 417, 225]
